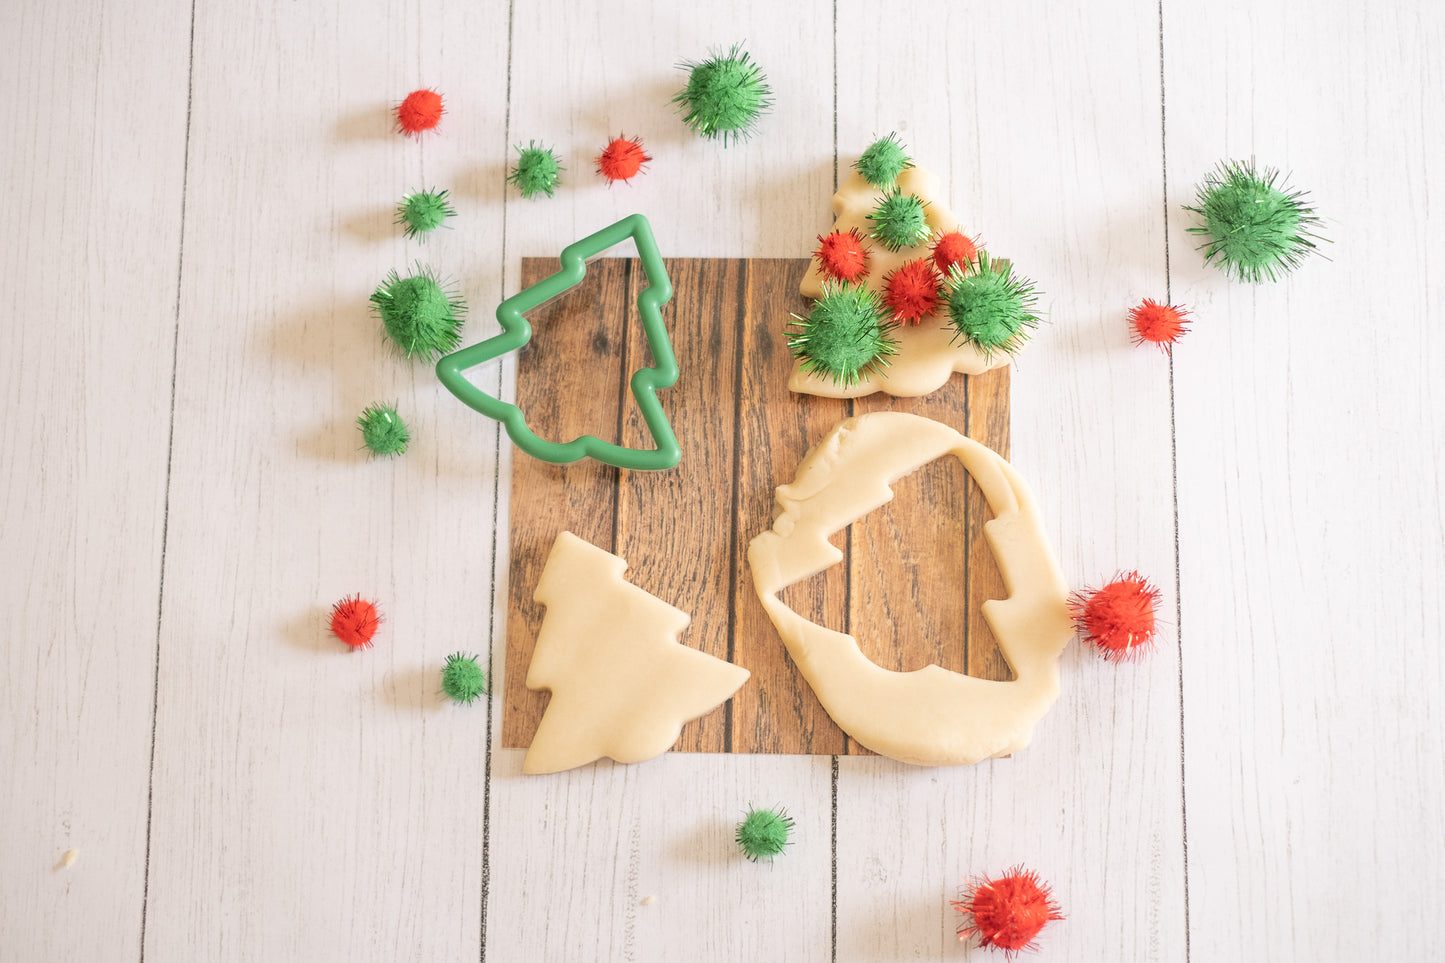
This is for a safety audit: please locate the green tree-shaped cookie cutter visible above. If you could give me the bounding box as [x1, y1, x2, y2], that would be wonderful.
[435, 214, 681, 471]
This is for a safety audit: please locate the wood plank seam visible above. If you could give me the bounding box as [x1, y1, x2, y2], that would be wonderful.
[503, 258, 1010, 757]
[1158, 0, 1193, 956]
[138, 1, 198, 956]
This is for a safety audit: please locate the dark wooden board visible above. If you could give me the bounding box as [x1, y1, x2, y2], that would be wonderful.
[502, 257, 1010, 755]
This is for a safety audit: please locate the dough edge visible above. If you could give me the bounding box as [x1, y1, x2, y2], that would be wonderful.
[746, 411, 1073, 766]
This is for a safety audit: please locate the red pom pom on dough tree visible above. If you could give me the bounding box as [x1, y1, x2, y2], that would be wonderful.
[396, 89, 444, 136]
[932, 229, 981, 275]
[952, 866, 1064, 956]
[1069, 571, 1162, 661]
[882, 258, 942, 324]
[793, 135, 1029, 399]
[813, 229, 871, 283]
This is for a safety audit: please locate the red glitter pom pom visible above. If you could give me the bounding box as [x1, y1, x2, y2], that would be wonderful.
[396, 89, 444, 136]
[931, 230, 981, 276]
[1128, 298, 1191, 350]
[596, 135, 651, 183]
[329, 595, 382, 649]
[1069, 571, 1161, 661]
[882, 258, 942, 324]
[952, 866, 1064, 957]
[813, 229, 870, 282]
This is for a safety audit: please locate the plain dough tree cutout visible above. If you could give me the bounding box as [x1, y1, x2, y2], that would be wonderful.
[523, 531, 751, 775]
[793, 145, 1024, 399]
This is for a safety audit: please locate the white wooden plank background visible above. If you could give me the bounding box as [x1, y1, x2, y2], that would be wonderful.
[832, 3, 1185, 960]
[1, 1, 1441, 961]
[1166, 3, 1445, 962]
[0, 0, 191, 959]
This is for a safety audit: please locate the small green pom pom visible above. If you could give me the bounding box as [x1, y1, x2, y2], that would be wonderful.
[867, 188, 931, 251]
[943, 252, 1042, 358]
[370, 266, 466, 360]
[357, 402, 409, 457]
[1184, 159, 1324, 283]
[441, 652, 488, 705]
[856, 133, 912, 187]
[787, 281, 897, 386]
[508, 141, 563, 199]
[396, 188, 455, 238]
[672, 43, 772, 145]
[736, 806, 793, 862]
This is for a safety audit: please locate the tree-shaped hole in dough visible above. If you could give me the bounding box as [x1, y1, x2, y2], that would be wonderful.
[747, 411, 1073, 766]
[778, 455, 1014, 680]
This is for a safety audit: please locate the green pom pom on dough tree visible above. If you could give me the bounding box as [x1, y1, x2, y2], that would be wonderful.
[1184, 159, 1325, 283]
[942, 252, 1042, 359]
[787, 281, 897, 386]
[867, 188, 931, 251]
[396, 188, 455, 238]
[370, 266, 466, 360]
[508, 141, 563, 199]
[672, 43, 772, 145]
[356, 403, 409, 457]
[736, 806, 794, 862]
[856, 133, 912, 187]
[441, 652, 488, 704]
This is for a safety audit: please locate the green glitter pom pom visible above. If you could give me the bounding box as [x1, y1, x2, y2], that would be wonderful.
[1184, 159, 1325, 283]
[396, 188, 455, 238]
[856, 133, 912, 188]
[736, 806, 793, 862]
[357, 402, 409, 457]
[942, 251, 1042, 358]
[508, 141, 563, 199]
[672, 43, 772, 146]
[370, 266, 466, 361]
[867, 188, 931, 251]
[441, 652, 488, 705]
[787, 281, 897, 386]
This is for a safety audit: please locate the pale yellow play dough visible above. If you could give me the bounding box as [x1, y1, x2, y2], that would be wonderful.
[792, 166, 1014, 399]
[747, 412, 1073, 766]
[523, 531, 750, 775]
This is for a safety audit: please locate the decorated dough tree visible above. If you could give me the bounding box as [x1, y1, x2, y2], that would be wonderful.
[790, 134, 1043, 399]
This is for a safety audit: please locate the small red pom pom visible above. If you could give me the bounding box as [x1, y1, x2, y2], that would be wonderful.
[329, 595, 382, 649]
[882, 258, 942, 324]
[952, 866, 1064, 957]
[1069, 571, 1161, 661]
[396, 89, 444, 136]
[1128, 298, 1190, 350]
[813, 229, 870, 282]
[596, 135, 651, 183]
[931, 230, 981, 276]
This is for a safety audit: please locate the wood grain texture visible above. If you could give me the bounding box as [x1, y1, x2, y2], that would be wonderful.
[503, 258, 626, 750]
[731, 258, 851, 755]
[832, 1, 1188, 959]
[486, 751, 834, 962]
[1165, 2, 1445, 960]
[0, 0, 190, 959]
[503, 257, 1010, 756]
[140, 2, 510, 959]
[617, 258, 743, 753]
[847, 366, 1013, 754]
[6, 0, 1445, 961]
[485, 3, 840, 959]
